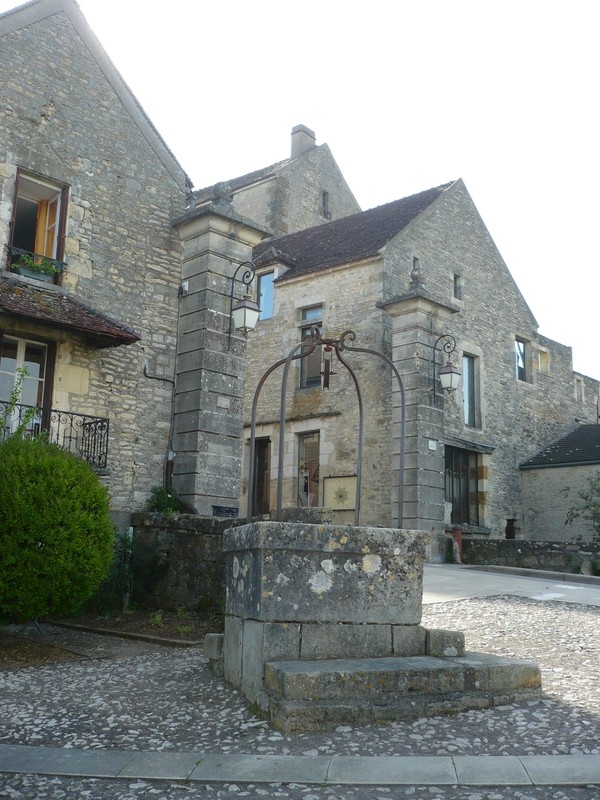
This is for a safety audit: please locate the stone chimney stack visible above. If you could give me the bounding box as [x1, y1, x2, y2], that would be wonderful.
[291, 124, 316, 158]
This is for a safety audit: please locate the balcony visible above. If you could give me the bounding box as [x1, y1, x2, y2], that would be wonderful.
[0, 402, 109, 469]
[6, 246, 66, 283]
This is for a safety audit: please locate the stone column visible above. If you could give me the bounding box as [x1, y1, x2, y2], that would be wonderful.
[171, 199, 268, 515]
[380, 288, 459, 532]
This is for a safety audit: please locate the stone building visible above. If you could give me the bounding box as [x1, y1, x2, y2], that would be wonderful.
[193, 124, 361, 238]
[239, 180, 599, 540]
[2, 0, 597, 544]
[0, 0, 190, 530]
[520, 424, 600, 542]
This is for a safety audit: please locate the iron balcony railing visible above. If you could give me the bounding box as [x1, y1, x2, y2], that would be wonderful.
[6, 245, 66, 278]
[0, 401, 109, 469]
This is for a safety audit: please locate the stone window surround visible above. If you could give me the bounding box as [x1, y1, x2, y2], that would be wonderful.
[515, 336, 531, 383]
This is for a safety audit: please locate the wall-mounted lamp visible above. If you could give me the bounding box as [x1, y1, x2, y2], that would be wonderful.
[228, 261, 260, 350]
[432, 334, 461, 395]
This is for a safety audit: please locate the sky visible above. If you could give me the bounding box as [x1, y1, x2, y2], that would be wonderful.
[2, 0, 598, 379]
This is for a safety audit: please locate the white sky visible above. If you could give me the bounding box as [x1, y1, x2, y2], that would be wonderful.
[3, 0, 599, 379]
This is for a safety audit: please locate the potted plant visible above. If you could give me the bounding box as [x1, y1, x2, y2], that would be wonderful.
[11, 253, 61, 282]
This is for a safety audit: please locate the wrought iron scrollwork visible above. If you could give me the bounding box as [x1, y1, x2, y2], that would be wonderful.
[248, 328, 406, 527]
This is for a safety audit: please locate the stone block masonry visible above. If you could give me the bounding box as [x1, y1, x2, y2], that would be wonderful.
[211, 521, 541, 731]
[0, 6, 189, 515]
[223, 522, 428, 624]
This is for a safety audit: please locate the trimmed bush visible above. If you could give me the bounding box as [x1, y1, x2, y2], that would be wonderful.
[0, 436, 115, 621]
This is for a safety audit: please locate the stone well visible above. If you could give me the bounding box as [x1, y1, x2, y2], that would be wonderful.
[205, 521, 541, 732]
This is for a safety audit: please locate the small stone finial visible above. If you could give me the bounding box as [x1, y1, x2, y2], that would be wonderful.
[410, 256, 424, 291]
[212, 181, 233, 206]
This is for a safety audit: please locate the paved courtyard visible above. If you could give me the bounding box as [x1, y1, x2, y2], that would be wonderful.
[1, 565, 600, 799]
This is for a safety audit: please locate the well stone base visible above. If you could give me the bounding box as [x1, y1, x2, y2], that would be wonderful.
[265, 652, 542, 733]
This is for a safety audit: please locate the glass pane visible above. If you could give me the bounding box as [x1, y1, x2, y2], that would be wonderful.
[24, 343, 46, 381]
[302, 306, 322, 322]
[298, 432, 320, 507]
[21, 377, 42, 407]
[0, 339, 18, 374]
[0, 373, 14, 403]
[462, 355, 475, 426]
[300, 325, 322, 387]
[258, 273, 274, 320]
[515, 340, 526, 381]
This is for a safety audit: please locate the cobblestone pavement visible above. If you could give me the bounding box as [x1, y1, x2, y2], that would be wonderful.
[1, 576, 600, 799]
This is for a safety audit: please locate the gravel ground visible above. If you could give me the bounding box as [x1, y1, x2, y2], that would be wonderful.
[1, 594, 600, 799]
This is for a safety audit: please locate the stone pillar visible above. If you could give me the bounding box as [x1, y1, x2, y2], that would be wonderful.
[380, 289, 459, 532]
[171, 201, 268, 515]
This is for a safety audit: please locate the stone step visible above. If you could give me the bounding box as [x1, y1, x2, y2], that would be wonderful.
[264, 652, 541, 732]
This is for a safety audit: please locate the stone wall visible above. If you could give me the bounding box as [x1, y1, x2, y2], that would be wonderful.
[461, 537, 600, 574]
[230, 143, 360, 237]
[241, 260, 394, 526]
[130, 512, 234, 610]
[0, 7, 188, 514]
[381, 181, 599, 535]
[521, 464, 600, 542]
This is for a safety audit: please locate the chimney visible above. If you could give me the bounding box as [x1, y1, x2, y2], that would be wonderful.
[291, 124, 316, 159]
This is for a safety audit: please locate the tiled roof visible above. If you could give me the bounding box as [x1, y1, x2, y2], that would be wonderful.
[253, 182, 455, 279]
[193, 158, 292, 204]
[520, 425, 600, 469]
[0, 278, 140, 348]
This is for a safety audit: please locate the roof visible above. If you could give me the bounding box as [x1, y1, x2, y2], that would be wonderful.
[0, 0, 191, 190]
[0, 278, 141, 348]
[520, 425, 600, 469]
[193, 158, 293, 204]
[253, 182, 455, 279]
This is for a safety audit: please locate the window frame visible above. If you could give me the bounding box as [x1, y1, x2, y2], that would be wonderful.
[257, 271, 275, 320]
[515, 338, 528, 382]
[8, 170, 69, 281]
[0, 331, 56, 436]
[299, 305, 323, 389]
[462, 353, 480, 428]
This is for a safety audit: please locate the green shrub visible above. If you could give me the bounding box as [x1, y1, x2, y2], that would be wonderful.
[145, 486, 181, 514]
[0, 436, 115, 621]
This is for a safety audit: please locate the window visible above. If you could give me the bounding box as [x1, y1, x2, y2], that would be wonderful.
[321, 190, 331, 219]
[462, 354, 478, 427]
[0, 335, 54, 437]
[574, 376, 584, 402]
[257, 271, 275, 320]
[515, 338, 528, 382]
[536, 349, 550, 374]
[445, 446, 480, 526]
[298, 431, 320, 507]
[9, 172, 68, 274]
[300, 305, 323, 388]
[453, 274, 463, 300]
